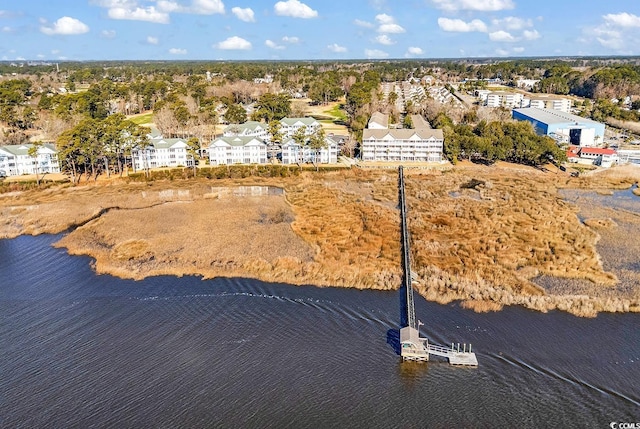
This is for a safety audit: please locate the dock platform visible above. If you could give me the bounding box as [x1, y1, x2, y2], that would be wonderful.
[397, 166, 479, 367]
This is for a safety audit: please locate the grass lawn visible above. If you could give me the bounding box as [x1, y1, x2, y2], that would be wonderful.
[128, 112, 154, 125]
[323, 103, 347, 122]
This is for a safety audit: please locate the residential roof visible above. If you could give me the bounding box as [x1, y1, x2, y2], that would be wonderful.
[527, 94, 569, 101]
[0, 143, 57, 156]
[280, 117, 319, 126]
[223, 121, 266, 133]
[368, 112, 389, 128]
[150, 139, 187, 149]
[410, 114, 431, 129]
[282, 136, 338, 147]
[513, 107, 603, 126]
[363, 128, 444, 140]
[211, 136, 266, 147]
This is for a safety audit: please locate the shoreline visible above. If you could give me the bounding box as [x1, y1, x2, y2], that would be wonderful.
[2, 164, 639, 317]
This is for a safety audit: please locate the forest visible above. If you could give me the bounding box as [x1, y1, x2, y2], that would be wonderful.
[1, 56, 639, 176]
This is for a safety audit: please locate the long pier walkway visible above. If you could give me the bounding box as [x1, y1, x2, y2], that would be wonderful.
[397, 166, 478, 366]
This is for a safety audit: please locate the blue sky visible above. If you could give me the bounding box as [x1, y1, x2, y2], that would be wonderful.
[1, 0, 639, 61]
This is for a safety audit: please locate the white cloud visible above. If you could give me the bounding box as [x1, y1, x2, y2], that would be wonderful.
[438, 17, 487, 32]
[522, 29, 540, 40]
[603, 12, 640, 28]
[2, 26, 13, 33]
[231, 7, 255, 22]
[430, 0, 514, 12]
[327, 43, 347, 53]
[108, 6, 169, 23]
[513, 46, 525, 53]
[375, 14, 405, 33]
[215, 36, 252, 50]
[274, 0, 318, 19]
[265, 39, 285, 50]
[593, 27, 624, 50]
[157, 0, 225, 15]
[282, 36, 299, 44]
[585, 13, 640, 53]
[491, 16, 532, 31]
[495, 48, 509, 56]
[101, 29, 116, 38]
[354, 19, 374, 28]
[40, 16, 90, 35]
[147, 36, 159, 44]
[365, 48, 388, 59]
[405, 46, 424, 57]
[375, 34, 395, 45]
[169, 47, 187, 54]
[190, 0, 225, 14]
[489, 30, 516, 42]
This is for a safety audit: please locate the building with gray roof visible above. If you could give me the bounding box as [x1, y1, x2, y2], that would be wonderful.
[513, 107, 605, 146]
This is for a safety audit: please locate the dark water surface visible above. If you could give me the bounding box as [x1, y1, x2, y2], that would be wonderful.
[1, 235, 639, 428]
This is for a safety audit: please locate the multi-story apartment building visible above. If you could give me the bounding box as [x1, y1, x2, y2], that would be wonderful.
[132, 138, 193, 171]
[208, 136, 268, 165]
[0, 143, 60, 177]
[361, 113, 444, 162]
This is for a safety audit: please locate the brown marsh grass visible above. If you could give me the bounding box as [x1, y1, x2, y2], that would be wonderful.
[2, 164, 639, 316]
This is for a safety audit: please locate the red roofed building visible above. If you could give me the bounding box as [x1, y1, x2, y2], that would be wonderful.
[567, 146, 619, 168]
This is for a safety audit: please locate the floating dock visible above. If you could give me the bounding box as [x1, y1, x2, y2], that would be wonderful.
[397, 166, 478, 366]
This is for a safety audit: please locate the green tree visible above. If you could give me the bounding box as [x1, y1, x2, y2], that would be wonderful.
[253, 93, 291, 122]
[308, 127, 327, 170]
[27, 141, 43, 185]
[224, 103, 247, 124]
[187, 137, 200, 176]
[268, 120, 283, 144]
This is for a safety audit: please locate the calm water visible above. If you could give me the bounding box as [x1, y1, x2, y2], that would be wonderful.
[1, 235, 639, 428]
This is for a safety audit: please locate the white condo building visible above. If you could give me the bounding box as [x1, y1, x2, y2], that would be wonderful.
[208, 136, 267, 165]
[361, 114, 444, 162]
[0, 143, 60, 177]
[132, 138, 192, 171]
[486, 91, 524, 108]
[281, 137, 339, 165]
[279, 117, 321, 139]
[222, 121, 270, 142]
[522, 95, 572, 113]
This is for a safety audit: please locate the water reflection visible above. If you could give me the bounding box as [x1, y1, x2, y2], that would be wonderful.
[141, 185, 284, 200]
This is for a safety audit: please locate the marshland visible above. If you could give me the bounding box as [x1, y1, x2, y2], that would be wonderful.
[1, 163, 639, 317]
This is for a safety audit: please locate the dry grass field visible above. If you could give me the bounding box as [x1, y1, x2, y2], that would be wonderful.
[1, 163, 639, 316]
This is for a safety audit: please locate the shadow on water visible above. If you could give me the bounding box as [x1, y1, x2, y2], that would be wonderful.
[387, 268, 412, 356]
[386, 329, 401, 355]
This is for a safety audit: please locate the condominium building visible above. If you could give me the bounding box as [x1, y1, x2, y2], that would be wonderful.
[361, 113, 444, 162]
[486, 91, 524, 108]
[0, 143, 60, 177]
[208, 136, 268, 165]
[132, 138, 192, 171]
[281, 137, 339, 165]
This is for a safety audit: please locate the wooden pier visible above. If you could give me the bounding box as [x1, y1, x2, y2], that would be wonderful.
[397, 166, 478, 366]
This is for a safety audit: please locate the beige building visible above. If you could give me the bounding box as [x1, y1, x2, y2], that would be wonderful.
[362, 113, 443, 162]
